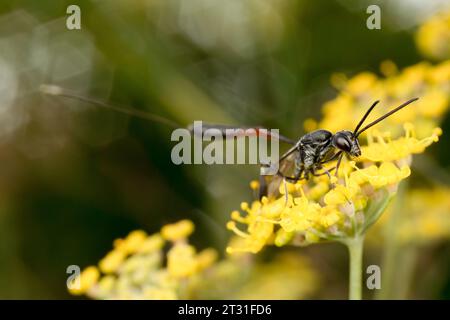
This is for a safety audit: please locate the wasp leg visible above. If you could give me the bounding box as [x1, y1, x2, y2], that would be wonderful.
[319, 151, 343, 176]
[258, 174, 268, 199]
[274, 171, 307, 205]
[312, 166, 336, 178]
[320, 151, 342, 165]
[276, 172, 304, 183]
[334, 153, 344, 178]
[312, 166, 337, 189]
[279, 171, 304, 205]
[282, 179, 289, 204]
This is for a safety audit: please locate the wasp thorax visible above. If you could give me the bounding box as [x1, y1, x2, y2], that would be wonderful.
[332, 130, 361, 157]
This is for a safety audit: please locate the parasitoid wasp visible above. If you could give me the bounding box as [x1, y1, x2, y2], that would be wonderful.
[40, 84, 418, 198]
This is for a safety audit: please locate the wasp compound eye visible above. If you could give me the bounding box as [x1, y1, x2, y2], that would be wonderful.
[334, 135, 351, 152]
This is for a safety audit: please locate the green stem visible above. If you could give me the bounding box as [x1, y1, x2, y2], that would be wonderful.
[395, 246, 418, 299]
[376, 182, 407, 299]
[346, 236, 365, 300]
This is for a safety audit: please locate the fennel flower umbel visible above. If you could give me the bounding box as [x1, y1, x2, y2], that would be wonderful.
[226, 123, 441, 299]
[416, 11, 450, 61]
[369, 186, 450, 246]
[313, 60, 450, 139]
[69, 220, 217, 299]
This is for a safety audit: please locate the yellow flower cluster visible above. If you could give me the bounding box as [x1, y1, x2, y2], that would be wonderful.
[226, 124, 440, 254]
[416, 11, 450, 61]
[370, 187, 450, 246]
[234, 252, 318, 300]
[313, 60, 450, 139]
[360, 124, 441, 163]
[397, 188, 450, 244]
[188, 249, 318, 300]
[69, 220, 217, 299]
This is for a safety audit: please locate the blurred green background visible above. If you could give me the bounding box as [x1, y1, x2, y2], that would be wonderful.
[0, 0, 449, 298]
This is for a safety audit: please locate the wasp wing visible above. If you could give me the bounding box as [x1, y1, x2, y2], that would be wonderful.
[188, 123, 298, 199]
[260, 145, 299, 198]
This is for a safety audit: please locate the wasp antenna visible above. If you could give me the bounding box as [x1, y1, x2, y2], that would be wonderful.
[355, 97, 419, 137]
[40, 84, 181, 129]
[353, 100, 380, 135]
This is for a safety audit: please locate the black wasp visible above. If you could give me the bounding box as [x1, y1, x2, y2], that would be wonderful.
[258, 98, 418, 197]
[200, 99, 418, 197]
[40, 84, 418, 198]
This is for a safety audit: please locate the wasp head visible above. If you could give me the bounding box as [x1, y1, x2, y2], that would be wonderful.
[332, 130, 361, 157]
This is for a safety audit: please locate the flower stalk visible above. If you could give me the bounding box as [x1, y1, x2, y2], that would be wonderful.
[377, 182, 406, 299]
[344, 236, 365, 300]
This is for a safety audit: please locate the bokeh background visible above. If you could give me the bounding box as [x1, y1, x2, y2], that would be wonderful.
[0, 0, 449, 299]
